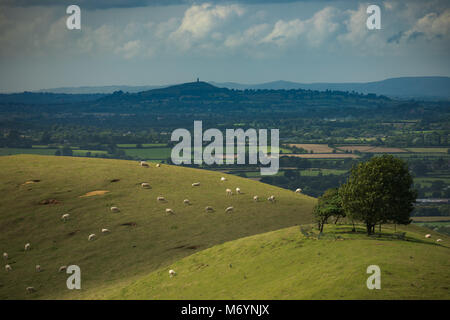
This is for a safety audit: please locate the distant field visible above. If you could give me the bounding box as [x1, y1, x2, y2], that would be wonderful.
[300, 168, 347, 176]
[336, 146, 406, 153]
[406, 148, 449, 153]
[117, 144, 167, 148]
[0, 148, 57, 156]
[412, 216, 450, 222]
[283, 153, 359, 159]
[72, 150, 108, 156]
[287, 144, 335, 153]
[123, 148, 172, 159]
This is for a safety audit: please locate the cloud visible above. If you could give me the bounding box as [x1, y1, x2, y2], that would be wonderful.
[115, 40, 142, 59]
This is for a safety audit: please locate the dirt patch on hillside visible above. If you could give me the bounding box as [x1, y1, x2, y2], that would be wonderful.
[110, 179, 120, 183]
[79, 190, 110, 198]
[120, 222, 137, 227]
[21, 180, 40, 186]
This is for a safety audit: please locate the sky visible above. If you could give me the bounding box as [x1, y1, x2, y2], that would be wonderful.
[0, 0, 449, 92]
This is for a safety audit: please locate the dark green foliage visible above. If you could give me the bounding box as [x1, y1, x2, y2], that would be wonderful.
[313, 188, 345, 232]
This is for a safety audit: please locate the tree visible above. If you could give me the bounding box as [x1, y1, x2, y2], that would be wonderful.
[340, 155, 416, 235]
[313, 188, 344, 232]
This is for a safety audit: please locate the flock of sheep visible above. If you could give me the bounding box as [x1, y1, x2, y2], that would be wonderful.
[425, 234, 443, 242]
[2, 160, 304, 292]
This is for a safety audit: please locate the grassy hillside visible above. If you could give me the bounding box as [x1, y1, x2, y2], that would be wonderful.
[0, 155, 315, 299]
[104, 224, 450, 300]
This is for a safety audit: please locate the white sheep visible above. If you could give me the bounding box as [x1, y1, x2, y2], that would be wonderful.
[205, 206, 214, 212]
[61, 213, 70, 222]
[183, 199, 190, 205]
[140, 161, 149, 167]
[225, 206, 234, 213]
[425, 234, 431, 238]
[192, 182, 200, 187]
[59, 266, 67, 273]
[110, 206, 120, 213]
[156, 163, 161, 167]
[295, 188, 302, 193]
[253, 195, 259, 202]
[5, 264, 12, 272]
[436, 239, 443, 242]
[141, 182, 150, 188]
[157, 196, 165, 201]
[88, 234, 96, 241]
[101, 228, 110, 233]
[24, 243, 31, 251]
[35, 265, 41, 272]
[268, 195, 276, 203]
[226, 188, 232, 196]
[169, 269, 176, 277]
[166, 208, 174, 215]
[221, 177, 227, 181]
[26, 287, 35, 293]
[2, 252, 7, 260]
[236, 187, 241, 194]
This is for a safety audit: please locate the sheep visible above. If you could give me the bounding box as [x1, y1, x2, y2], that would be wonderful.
[165, 208, 174, 215]
[156, 163, 161, 167]
[24, 243, 31, 251]
[88, 234, 96, 241]
[5, 264, 12, 272]
[183, 199, 190, 205]
[192, 182, 200, 187]
[436, 239, 443, 242]
[268, 195, 276, 203]
[101, 228, 110, 233]
[61, 213, 70, 222]
[169, 269, 176, 277]
[236, 187, 241, 194]
[141, 182, 150, 188]
[58, 266, 67, 273]
[225, 206, 234, 213]
[221, 177, 227, 181]
[205, 206, 214, 212]
[295, 188, 302, 193]
[26, 287, 36, 293]
[140, 161, 149, 167]
[35, 265, 41, 272]
[2, 252, 7, 260]
[425, 234, 431, 238]
[110, 206, 120, 213]
[226, 188, 232, 196]
[157, 196, 166, 201]
[253, 195, 259, 202]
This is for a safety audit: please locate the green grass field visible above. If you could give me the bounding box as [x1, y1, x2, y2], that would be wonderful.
[0, 155, 315, 299]
[102, 224, 450, 300]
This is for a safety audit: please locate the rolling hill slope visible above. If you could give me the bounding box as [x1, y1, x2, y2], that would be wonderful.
[0, 155, 315, 299]
[103, 224, 450, 300]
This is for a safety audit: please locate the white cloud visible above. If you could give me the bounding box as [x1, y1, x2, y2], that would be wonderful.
[115, 40, 142, 59]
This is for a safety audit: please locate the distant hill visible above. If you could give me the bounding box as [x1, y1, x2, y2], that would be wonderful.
[211, 76, 450, 100]
[37, 85, 165, 94]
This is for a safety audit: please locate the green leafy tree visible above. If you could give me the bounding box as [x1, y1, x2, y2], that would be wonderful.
[313, 188, 344, 232]
[340, 155, 416, 235]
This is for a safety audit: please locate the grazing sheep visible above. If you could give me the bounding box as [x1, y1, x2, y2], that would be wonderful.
[183, 199, 190, 205]
[295, 188, 302, 193]
[5, 264, 12, 272]
[157, 196, 165, 201]
[141, 182, 150, 188]
[268, 195, 276, 203]
[156, 163, 161, 167]
[169, 269, 176, 277]
[165, 208, 174, 215]
[226, 188, 232, 196]
[205, 206, 214, 212]
[58, 266, 67, 273]
[101, 228, 110, 233]
[88, 234, 96, 241]
[110, 206, 120, 213]
[26, 287, 35, 293]
[436, 239, 443, 242]
[140, 161, 149, 167]
[61, 213, 70, 222]
[253, 195, 259, 202]
[24, 243, 31, 251]
[192, 182, 200, 187]
[2, 252, 7, 260]
[236, 187, 241, 194]
[221, 177, 227, 181]
[225, 206, 234, 213]
[35, 265, 41, 272]
[425, 234, 431, 238]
